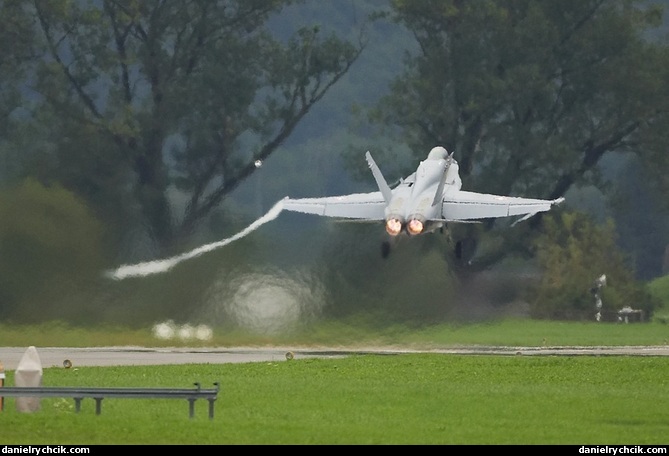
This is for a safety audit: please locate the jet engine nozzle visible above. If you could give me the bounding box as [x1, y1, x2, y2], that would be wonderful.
[385, 217, 404, 236]
[406, 216, 425, 236]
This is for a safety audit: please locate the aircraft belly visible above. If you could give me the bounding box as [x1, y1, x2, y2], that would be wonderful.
[385, 197, 406, 219]
[412, 197, 432, 214]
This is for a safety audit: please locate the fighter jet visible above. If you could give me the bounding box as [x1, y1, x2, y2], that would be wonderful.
[105, 146, 566, 280]
[282, 146, 564, 256]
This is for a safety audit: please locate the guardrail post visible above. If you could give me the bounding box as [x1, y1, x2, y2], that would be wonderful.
[208, 398, 215, 419]
[95, 398, 103, 415]
[74, 397, 83, 413]
[208, 382, 219, 420]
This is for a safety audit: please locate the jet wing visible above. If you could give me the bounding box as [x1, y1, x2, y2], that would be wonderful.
[441, 191, 564, 222]
[282, 192, 387, 220]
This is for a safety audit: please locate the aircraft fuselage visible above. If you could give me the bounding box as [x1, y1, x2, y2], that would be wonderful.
[384, 147, 453, 236]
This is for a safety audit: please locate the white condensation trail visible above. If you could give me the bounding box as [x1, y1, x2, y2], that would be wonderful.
[106, 198, 287, 280]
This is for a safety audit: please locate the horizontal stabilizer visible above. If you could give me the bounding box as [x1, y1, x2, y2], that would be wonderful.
[432, 152, 454, 207]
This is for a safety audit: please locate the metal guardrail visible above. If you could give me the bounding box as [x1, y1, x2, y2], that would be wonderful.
[0, 382, 219, 419]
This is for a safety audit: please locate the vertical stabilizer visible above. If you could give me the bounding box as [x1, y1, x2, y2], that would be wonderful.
[432, 152, 454, 207]
[365, 151, 393, 204]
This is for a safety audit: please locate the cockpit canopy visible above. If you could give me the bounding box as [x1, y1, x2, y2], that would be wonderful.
[427, 146, 448, 161]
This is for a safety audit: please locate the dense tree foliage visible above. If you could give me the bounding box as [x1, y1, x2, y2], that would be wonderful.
[0, 0, 364, 257]
[365, 0, 669, 275]
[0, 179, 108, 322]
[1, 0, 667, 325]
[529, 211, 661, 320]
[609, 155, 669, 279]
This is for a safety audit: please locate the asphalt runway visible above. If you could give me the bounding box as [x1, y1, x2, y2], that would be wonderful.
[1, 345, 668, 370]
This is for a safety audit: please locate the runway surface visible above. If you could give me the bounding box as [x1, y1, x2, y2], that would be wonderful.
[1, 345, 668, 370]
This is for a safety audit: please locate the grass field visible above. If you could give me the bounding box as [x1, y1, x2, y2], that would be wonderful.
[1, 354, 668, 444]
[1, 318, 668, 444]
[1, 317, 669, 348]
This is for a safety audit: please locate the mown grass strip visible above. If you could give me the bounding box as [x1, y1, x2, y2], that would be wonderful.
[1, 318, 668, 347]
[1, 354, 667, 444]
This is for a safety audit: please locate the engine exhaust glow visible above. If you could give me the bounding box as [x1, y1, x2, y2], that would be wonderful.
[385, 217, 403, 236]
[406, 218, 425, 235]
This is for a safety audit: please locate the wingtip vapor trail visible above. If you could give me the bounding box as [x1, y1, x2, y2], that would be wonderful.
[105, 198, 287, 280]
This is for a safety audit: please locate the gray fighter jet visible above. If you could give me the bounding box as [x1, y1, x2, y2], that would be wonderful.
[282, 146, 564, 256]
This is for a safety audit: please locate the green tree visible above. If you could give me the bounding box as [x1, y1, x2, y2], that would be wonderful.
[1, 0, 364, 256]
[529, 211, 660, 320]
[364, 0, 669, 273]
[0, 179, 109, 323]
[0, 0, 39, 184]
[648, 275, 669, 313]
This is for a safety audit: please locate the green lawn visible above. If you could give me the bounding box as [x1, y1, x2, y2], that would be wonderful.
[1, 318, 668, 348]
[1, 318, 668, 444]
[1, 354, 668, 444]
